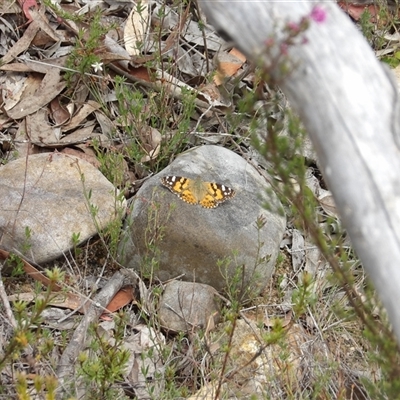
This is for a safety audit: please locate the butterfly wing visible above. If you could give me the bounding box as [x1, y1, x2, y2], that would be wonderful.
[200, 182, 235, 208]
[161, 176, 198, 204]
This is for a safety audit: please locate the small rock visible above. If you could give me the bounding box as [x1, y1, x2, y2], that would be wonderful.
[158, 281, 221, 332]
[0, 153, 126, 263]
[219, 319, 308, 398]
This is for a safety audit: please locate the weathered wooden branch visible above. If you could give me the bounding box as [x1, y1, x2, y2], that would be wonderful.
[199, 1, 400, 342]
[56, 269, 139, 396]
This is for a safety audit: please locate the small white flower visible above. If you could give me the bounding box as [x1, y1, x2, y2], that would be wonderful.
[91, 62, 103, 73]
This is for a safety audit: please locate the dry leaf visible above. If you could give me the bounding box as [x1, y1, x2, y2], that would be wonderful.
[50, 97, 70, 125]
[123, 324, 165, 398]
[263, 311, 292, 328]
[8, 290, 91, 314]
[102, 287, 135, 315]
[61, 101, 101, 132]
[60, 124, 95, 144]
[103, 35, 131, 70]
[1, 20, 40, 65]
[141, 127, 162, 162]
[0, 0, 20, 14]
[124, 0, 150, 56]
[291, 229, 305, 272]
[129, 65, 152, 82]
[214, 48, 246, 85]
[26, 109, 62, 146]
[2, 73, 28, 111]
[198, 82, 223, 103]
[6, 69, 66, 119]
[61, 146, 101, 168]
[28, 7, 61, 42]
[318, 192, 339, 218]
[95, 111, 116, 140]
[337, 2, 379, 21]
[17, 0, 38, 23]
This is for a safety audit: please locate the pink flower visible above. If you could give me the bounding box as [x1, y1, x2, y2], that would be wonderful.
[310, 6, 326, 23]
[301, 37, 309, 45]
[280, 43, 288, 55]
[265, 37, 275, 48]
[287, 21, 300, 34]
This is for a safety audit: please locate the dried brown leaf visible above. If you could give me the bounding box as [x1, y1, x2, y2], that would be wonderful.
[103, 287, 135, 314]
[0, 0, 20, 14]
[2, 73, 28, 111]
[318, 192, 339, 218]
[0, 63, 36, 73]
[28, 7, 61, 42]
[263, 311, 292, 328]
[214, 48, 246, 85]
[1, 20, 40, 65]
[60, 147, 101, 168]
[95, 111, 115, 140]
[103, 35, 131, 70]
[59, 125, 96, 145]
[26, 109, 62, 146]
[6, 69, 66, 119]
[50, 97, 70, 126]
[141, 127, 162, 162]
[61, 101, 101, 132]
[291, 229, 305, 272]
[124, 0, 150, 56]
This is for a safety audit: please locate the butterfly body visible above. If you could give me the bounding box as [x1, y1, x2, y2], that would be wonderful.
[161, 176, 235, 209]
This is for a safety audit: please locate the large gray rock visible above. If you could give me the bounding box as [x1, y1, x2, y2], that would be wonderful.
[118, 145, 285, 296]
[0, 153, 126, 263]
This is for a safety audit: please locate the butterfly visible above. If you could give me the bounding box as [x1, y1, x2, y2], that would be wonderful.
[161, 176, 236, 209]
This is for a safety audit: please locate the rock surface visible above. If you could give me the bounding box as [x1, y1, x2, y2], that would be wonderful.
[158, 280, 221, 332]
[189, 319, 308, 398]
[0, 153, 125, 263]
[118, 145, 285, 296]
